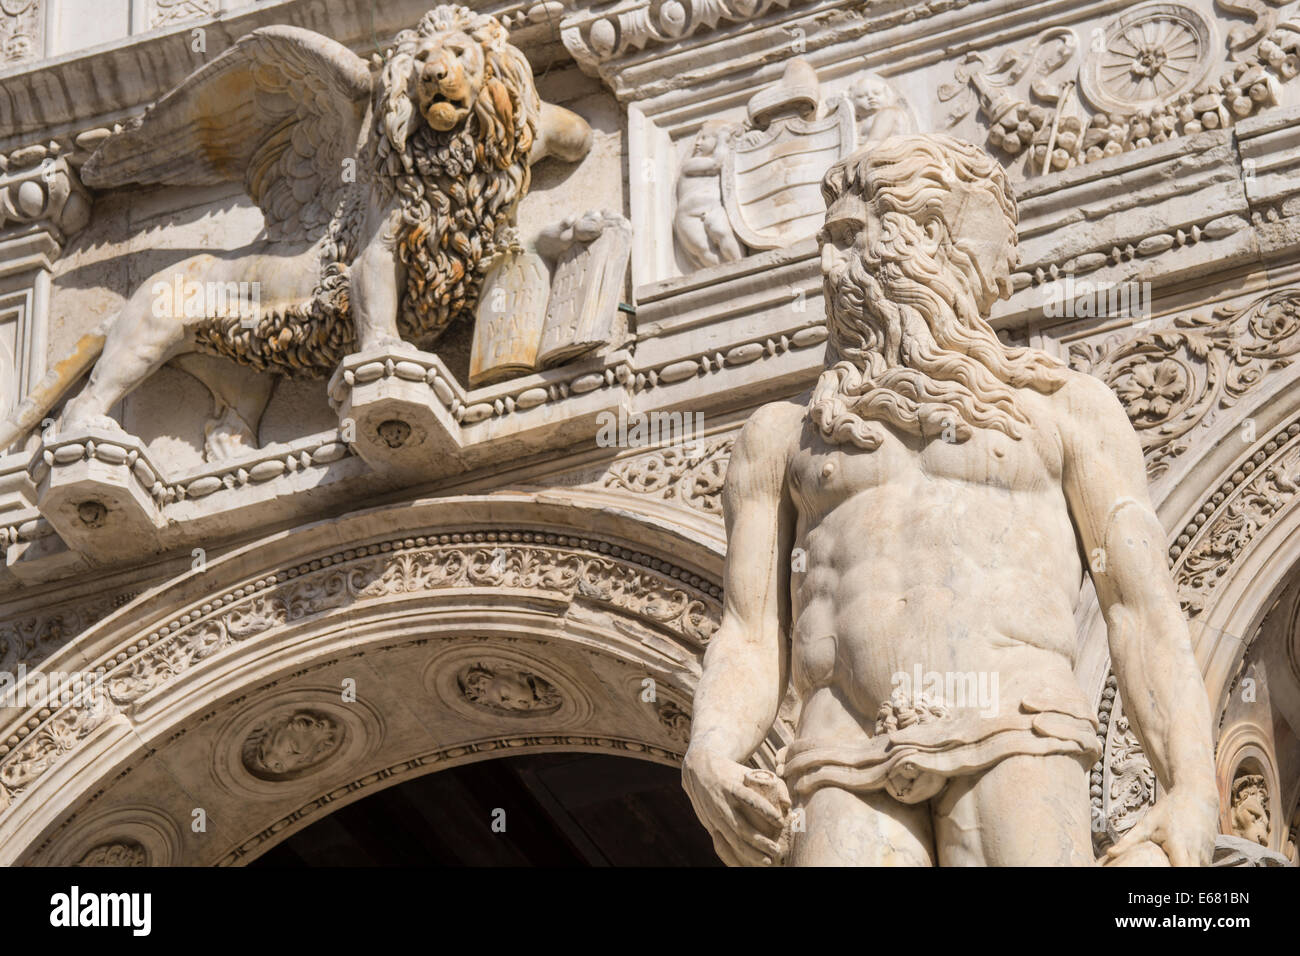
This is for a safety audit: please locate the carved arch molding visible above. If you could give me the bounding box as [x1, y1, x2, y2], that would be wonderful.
[1074, 285, 1300, 852]
[0, 496, 792, 866]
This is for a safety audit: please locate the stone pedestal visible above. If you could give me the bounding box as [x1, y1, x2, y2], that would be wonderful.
[327, 347, 465, 478]
[28, 427, 164, 565]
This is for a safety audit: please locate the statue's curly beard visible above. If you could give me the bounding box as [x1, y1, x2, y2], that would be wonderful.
[811, 233, 1066, 451]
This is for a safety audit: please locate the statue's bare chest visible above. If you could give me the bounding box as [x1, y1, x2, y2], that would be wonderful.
[786, 417, 1062, 516]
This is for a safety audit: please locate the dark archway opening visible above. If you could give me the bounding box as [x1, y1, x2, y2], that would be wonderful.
[250, 752, 721, 866]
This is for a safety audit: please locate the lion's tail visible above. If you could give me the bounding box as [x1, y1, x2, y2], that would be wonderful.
[0, 322, 109, 455]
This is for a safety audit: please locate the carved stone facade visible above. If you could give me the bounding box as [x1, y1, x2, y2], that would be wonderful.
[0, 0, 1297, 868]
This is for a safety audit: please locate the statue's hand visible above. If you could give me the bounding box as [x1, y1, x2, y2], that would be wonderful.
[682, 748, 790, 866]
[1103, 789, 1218, 867]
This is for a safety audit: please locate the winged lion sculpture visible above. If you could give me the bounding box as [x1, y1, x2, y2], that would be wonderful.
[0, 5, 591, 458]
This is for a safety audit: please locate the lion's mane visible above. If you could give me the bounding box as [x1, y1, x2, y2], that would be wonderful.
[193, 5, 538, 375]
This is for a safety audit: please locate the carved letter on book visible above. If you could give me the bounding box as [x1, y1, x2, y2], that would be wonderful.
[469, 251, 551, 386]
[537, 210, 632, 368]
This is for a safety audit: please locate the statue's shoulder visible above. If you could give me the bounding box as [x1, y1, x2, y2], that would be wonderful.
[1041, 365, 1135, 455]
[733, 397, 807, 465]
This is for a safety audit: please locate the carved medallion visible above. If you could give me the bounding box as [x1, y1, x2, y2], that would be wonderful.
[458, 662, 563, 716]
[75, 841, 147, 867]
[241, 709, 344, 781]
[213, 690, 383, 798]
[656, 700, 692, 744]
[1080, 4, 1217, 114]
[426, 645, 593, 728]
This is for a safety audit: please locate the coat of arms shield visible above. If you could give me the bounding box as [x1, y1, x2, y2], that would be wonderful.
[721, 94, 856, 251]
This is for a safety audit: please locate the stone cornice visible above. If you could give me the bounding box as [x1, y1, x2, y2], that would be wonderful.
[0, 0, 569, 153]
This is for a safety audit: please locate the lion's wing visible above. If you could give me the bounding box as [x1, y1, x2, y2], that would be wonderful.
[81, 25, 371, 244]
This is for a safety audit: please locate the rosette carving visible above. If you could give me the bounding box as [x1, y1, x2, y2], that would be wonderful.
[1071, 289, 1300, 479]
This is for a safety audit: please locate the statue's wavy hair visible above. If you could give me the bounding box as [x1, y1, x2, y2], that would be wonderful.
[373, 4, 540, 346]
[810, 134, 1067, 450]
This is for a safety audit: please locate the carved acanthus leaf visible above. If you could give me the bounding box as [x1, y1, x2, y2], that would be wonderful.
[603, 437, 734, 515]
[1071, 288, 1300, 480]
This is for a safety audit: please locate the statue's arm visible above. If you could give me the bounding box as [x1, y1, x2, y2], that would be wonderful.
[682, 403, 797, 865]
[1058, 372, 1218, 865]
[689, 403, 796, 762]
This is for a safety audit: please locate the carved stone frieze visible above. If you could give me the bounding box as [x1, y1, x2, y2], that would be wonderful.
[1170, 418, 1300, 616]
[1092, 674, 1158, 853]
[941, 2, 1295, 173]
[149, 0, 217, 29]
[0, 686, 114, 798]
[561, 0, 804, 76]
[0, 590, 137, 673]
[0, 529, 719, 805]
[1106, 714, 1158, 838]
[1071, 288, 1300, 480]
[603, 435, 734, 515]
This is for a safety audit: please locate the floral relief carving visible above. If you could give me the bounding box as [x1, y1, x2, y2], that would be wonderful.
[1172, 429, 1300, 616]
[149, 0, 217, 28]
[1092, 675, 1158, 853]
[0, 687, 114, 795]
[1071, 288, 1300, 480]
[603, 436, 734, 515]
[1, 593, 138, 673]
[1106, 714, 1158, 837]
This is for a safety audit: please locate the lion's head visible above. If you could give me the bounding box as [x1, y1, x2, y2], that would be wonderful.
[378, 6, 538, 168]
[372, 6, 540, 345]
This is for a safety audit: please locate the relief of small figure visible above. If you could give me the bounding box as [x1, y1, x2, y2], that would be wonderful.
[673, 121, 745, 270]
[850, 72, 916, 145]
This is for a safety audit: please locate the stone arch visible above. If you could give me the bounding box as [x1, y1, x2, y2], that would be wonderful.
[0, 494, 782, 865]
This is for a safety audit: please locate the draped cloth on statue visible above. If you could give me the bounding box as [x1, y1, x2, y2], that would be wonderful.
[780, 692, 1101, 805]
